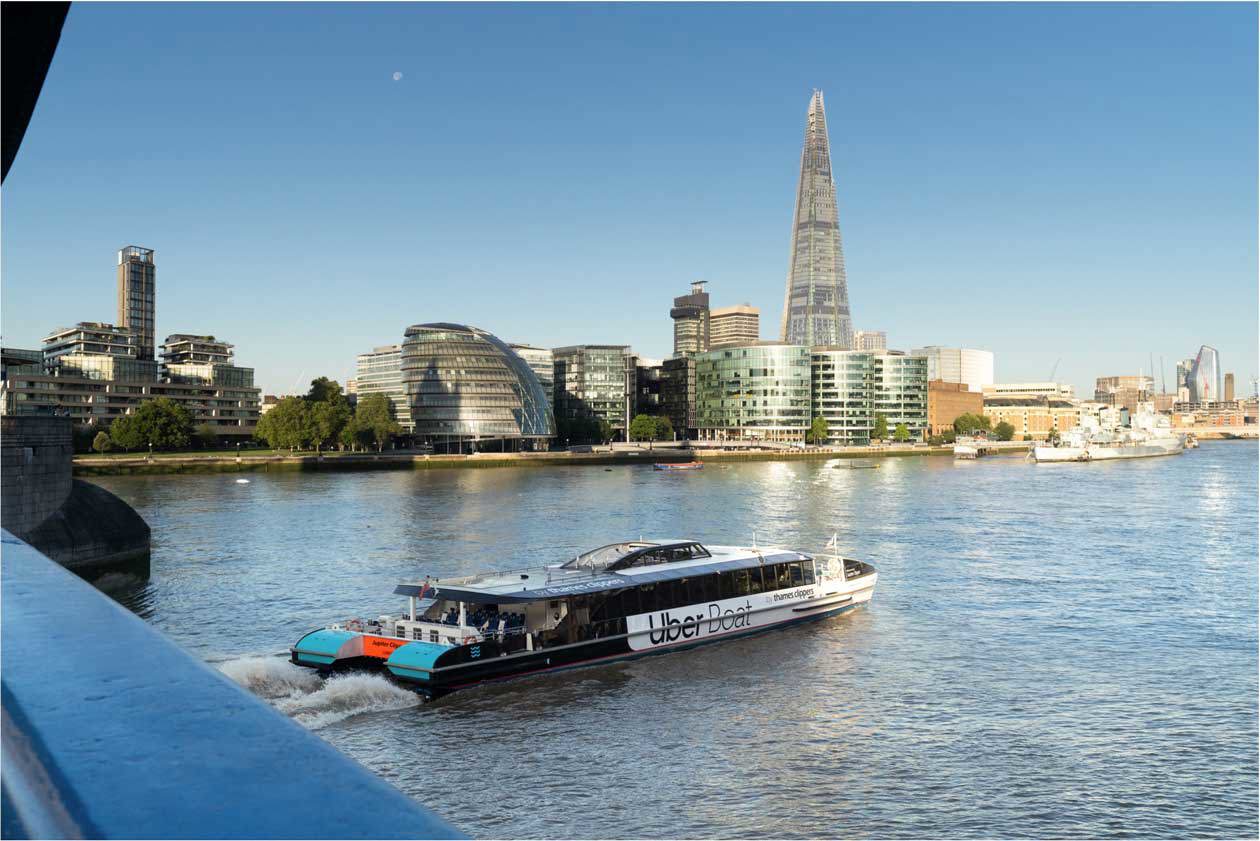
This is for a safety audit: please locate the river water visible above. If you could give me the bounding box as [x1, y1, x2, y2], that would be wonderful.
[91, 444, 1258, 839]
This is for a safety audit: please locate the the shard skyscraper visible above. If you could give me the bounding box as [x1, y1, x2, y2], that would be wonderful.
[779, 90, 853, 349]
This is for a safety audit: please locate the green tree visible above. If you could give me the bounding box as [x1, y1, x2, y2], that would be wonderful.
[310, 400, 351, 452]
[872, 413, 889, 441]
[653, 415, 673, 442]
[305, 377, 344, 404]
[255, 396, 314, 451]
[994, 421, 1015, 441]
[194, 423, 219, 449]
[597, 418, 614, 444]
[807, 416, 830, 446]
[355, 393, 401, 452]
[629, 413, 658, 445]
[894, 423, 911, 442]
[121, 398, 193, 450]
[91, 431, 112, 453]
[953, 412, 992, 436]
[109, 415, 144, 452]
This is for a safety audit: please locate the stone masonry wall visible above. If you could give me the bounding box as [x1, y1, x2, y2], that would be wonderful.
[2, 416, 74, 539]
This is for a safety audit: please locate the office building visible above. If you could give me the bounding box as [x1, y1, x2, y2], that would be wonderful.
[508, 344, 555, 398]
[982, 382, 1074, 399]
[697, 343, 811, 443]
[553, 344, 632, 437]
[660, 356, 697, 439]
[1176, 358, 1194, 403]
[116, 246, 156, 361]
[670, 281, 710, 356]
[709, 305, 760, 349]
[1224, 372, 1235, 403]
[160, 335, 254, 388]
[780, 90, 854, 349]
[852, 330, 887, 351]
[629, 356, 664, 419]
[355, 344, 413, 432]
[400, 323, 554, 450]
[910, 347, 994, 393]
[1094, 375, 1153, 414]
[810, 349, 929, 445]
[928, 380, 984, 436]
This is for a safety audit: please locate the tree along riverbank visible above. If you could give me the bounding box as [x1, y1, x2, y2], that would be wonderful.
[72, 443, 987, 476]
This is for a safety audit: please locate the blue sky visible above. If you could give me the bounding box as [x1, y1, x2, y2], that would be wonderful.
[3, 2, 1255, 396]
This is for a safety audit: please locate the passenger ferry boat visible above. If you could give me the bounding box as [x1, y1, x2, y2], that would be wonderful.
[291, 539, 877, 698]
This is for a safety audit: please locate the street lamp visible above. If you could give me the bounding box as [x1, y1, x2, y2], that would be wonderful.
[148, 441, 153, 460]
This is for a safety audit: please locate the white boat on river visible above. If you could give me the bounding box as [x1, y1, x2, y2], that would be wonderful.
[1033, 403, 1184, 463]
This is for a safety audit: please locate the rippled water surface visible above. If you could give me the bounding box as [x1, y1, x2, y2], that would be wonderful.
[92, 444, 1259, 838]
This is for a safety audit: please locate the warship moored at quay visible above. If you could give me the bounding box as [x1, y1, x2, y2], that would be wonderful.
[291, 539, 877, 697]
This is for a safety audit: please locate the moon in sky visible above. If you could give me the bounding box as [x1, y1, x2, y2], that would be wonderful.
[392, 71, 403, 81]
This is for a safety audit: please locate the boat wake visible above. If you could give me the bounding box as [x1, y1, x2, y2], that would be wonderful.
[217, 656, 422, 729]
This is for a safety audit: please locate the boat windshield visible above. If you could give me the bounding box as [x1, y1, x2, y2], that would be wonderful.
[562, 542, 657, 570]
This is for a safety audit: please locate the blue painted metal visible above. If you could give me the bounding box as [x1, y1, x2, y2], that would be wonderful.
[384, 641, 448, 680]
[0, 531, 461, 839]
[292, 628, 357, 665]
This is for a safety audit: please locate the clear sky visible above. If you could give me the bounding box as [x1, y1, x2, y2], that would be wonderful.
[3, 2, 1256, 397]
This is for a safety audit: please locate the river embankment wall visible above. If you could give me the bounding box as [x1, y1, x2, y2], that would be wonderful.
[3, 416, 150, 571]
[71, 442, 1007, 476]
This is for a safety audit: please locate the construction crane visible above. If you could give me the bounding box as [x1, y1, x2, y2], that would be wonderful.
[1048, 357, 1061, 381]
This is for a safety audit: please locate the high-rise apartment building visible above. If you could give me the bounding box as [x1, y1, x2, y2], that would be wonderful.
[117, 246, 156, 361]
[670, 281, 710, 356]
[709, 304, 760, 348]
[780, 90, 853, 349]
[660, 356, 697, 438]
[355, 344, 413, 431]
[852, 330, 887, 351]
[910, 347, 994, 393]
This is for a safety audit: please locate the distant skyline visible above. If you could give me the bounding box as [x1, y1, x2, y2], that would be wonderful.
[2, 3, 1256, 397]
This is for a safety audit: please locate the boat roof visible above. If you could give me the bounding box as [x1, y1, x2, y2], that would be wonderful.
[394, 541, 811, 604]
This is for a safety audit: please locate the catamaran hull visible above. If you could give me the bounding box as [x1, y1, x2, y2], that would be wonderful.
[293, 576, 876, 698]
[1033, 438, 1184, 463]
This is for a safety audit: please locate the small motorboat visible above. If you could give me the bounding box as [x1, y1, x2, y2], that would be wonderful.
[833, 462, 878, 469]
[235, 478, 251, 484]
[654, 461, 703, 471]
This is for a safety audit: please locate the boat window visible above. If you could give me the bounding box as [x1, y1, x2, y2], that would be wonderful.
[701, 574, 721, 603]
[801, 559, 816, 585]
[429, 630, 439, 643]
[395, 625, 405, 638]
[733, 569, 751, 596]
[787, 562, 804, 586]
[719, 571, 738, 599]
[412, 627, 423, 640]
[749, 568, 764, 594]
[639, 582, 659, 612]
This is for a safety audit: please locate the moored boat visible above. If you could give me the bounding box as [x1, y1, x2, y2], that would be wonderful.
[654, 461, 703, 470]
[1033, 403, 1184, 463]
[291, 539, 877, 698]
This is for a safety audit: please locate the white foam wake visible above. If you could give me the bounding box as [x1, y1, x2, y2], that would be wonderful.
[274, 672, 423, 729]
[218, 655, 422, 729]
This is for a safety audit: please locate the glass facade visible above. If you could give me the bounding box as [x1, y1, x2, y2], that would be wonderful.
[553, 345, 631, 432]
[507, 344, 554, 398]
[780, 91, 853, 349]
[1188, 345, 1221, 403]
[660, 356, 697, 436]
[401, 324, 555, 444]
[356, 345, 413, 431]
[812, 351, 928, 444]
[696, 344, 810, 442]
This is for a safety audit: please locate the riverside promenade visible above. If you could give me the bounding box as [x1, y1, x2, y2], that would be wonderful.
[73, 440, 1035, 476]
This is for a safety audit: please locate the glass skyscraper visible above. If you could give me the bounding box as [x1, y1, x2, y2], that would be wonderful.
[1188, 345, 1221, 403]
[812, 350, 928, 445]
[779, 91, 853, 349]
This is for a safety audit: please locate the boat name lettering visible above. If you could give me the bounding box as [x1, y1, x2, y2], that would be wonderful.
[772, 587, 814, 603]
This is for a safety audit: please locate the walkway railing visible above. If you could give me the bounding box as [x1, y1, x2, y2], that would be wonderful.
[1, 530, 461, 839]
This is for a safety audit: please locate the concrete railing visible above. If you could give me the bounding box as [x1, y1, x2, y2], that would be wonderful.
[0, 530, 461, 839]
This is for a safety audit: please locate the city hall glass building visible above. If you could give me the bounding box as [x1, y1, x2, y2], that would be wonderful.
[400, 323, 555, 449]
[696, 343, 811, 442]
